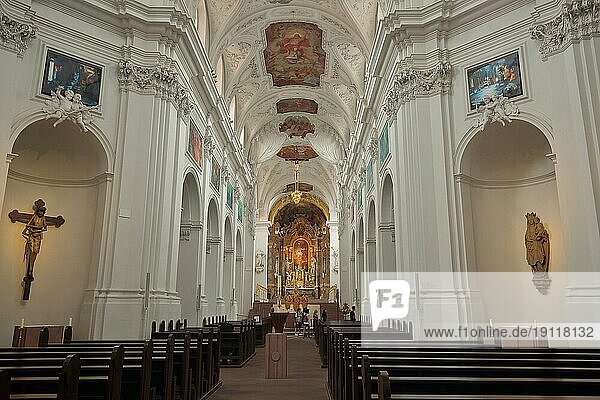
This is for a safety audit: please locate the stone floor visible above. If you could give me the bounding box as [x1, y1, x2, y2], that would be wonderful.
[211, 334, 329, 400]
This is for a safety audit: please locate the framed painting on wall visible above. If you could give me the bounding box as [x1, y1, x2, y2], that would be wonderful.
[379, 124, 390, 165]
[211, 158, 221, 192]
[188, 121, 202, 167]
[466, 49, 525, 112]
[237, 200, 243, 223]
[41, 49, 103, 106]
[227, 183, 234, 209]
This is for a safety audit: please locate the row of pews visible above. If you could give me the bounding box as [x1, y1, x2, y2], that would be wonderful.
[320, 320, 600, 400]
[201, 316, 256, 367]
[0, 324, 222, 400]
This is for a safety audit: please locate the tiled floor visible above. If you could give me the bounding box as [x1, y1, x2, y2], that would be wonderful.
[211, 335, 329, 400]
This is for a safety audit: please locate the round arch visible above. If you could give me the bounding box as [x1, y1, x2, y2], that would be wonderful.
[223, 216, 234, 317]
[1, 118, 110, 341]
[366, 200, 377, 273]
[455, 112, 556, 174]
[380, 174, 396, 273]
[205, 198, 220, 314]
[177, 172, 202, 324]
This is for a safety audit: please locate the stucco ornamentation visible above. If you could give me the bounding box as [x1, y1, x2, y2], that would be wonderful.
[0, 12, 36, 55]
[531, 0, 600, 60]
[118, 59, 195, 117]
[383, 61, 452, 119]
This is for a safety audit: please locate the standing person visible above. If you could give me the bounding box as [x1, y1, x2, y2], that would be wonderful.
[295, 308, 303, 335]
[302, 310, 310, 337]
[321, 308, 328, 322]
[349, 306, 356, 322]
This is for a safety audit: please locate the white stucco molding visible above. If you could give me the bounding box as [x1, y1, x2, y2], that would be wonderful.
[531, 0, 600, 60]
[382, 61, 453, 120]
[0, 11, 36, 56]
[117, 59, 195, 118]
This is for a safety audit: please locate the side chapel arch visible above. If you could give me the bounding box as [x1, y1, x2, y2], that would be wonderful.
[0, 119, 109, 342]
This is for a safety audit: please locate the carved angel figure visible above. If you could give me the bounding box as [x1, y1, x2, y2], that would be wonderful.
[43, 86, 96, 132]
[476, 94, 519, 132]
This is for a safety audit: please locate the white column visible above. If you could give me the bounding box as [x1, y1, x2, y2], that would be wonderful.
[254, 221, 270, 293]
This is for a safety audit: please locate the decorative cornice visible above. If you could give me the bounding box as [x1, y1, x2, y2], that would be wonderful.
[0, 12, 36, 56]
[531, 0, 600, 60]
[117, 59, 195, 117]
[8, 170, 114, 188]
[454, 171, 556, 189]
[383, 61, 452, 119]
[6, 153, 18, 164]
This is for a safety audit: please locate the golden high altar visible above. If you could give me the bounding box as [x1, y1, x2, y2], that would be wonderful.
[267, 194, 330, 306]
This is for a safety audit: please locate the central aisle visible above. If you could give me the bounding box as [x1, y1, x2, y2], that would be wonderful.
[211, 335, 329, 399]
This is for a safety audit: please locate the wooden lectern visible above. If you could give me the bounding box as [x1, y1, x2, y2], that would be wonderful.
[265, 312, 289, 379]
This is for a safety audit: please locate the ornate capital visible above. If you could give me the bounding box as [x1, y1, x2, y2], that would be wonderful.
[369, 135, 379, 161]
[203, 132, 214, 160]
[222, 162, 230, 183]
[118, 59, 195, 117]
[531, 0, 600, 60]
[0, 12, 36, 56]
[383, 61, 453, 118]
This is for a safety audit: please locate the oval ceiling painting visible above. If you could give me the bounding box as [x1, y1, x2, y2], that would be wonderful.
[277, 98, 318, 114]
[279, 116, 315, 138]
[277, 145, 319, 161]
[264, 22, 326, 87]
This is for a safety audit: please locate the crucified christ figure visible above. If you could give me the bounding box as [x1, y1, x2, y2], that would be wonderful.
[9, 199, 65, 300]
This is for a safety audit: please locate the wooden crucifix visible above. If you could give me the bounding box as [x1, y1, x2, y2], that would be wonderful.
[8, 199, 65, 301]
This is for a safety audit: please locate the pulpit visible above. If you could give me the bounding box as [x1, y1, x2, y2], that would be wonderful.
[265, 312, 288, 378]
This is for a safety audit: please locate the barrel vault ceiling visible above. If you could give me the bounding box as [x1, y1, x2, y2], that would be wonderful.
[202, 0, 379, 216]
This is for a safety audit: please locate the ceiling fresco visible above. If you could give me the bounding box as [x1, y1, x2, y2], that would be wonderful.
[263, 22, 326, 87]
[277, 98, 319, 114]
[279, 116, 316, 138]
[203, 1, 378, 217]
[277, 145, 319, 161]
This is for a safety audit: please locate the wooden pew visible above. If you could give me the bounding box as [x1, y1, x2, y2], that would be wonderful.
[198, 320, 256, 367]
[0, 342, 153, 400]
[358, 350, 600, 400]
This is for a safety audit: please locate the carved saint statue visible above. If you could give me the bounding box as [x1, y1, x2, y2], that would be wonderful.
[525, 212, 550, 273]
[8, 199, 65, 300]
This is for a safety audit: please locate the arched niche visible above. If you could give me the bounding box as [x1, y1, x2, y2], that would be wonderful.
[350, 229, 357, 305]
[0, 119, 109, 344]
[234, 230, 243, 314]
[357, 217, 365, 300]
[458, 119, 565, 322]
[205, 198, 220, 315]
[223, 216, 234, 317]
[366, 200, 377, 274]
[380, 175, 396, 273]
[176, 172, 202, 325]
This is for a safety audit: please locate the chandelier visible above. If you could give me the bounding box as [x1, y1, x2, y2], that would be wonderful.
[291, 161, 302, 204]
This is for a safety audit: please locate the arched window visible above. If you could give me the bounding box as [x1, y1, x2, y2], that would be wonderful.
[196, 0, 208, 46]
[229, 96, 236, 131]
[216, 55, 225, 95]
